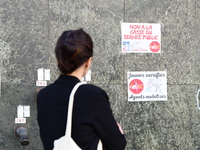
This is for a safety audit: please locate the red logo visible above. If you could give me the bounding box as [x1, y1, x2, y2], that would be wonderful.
[129, 79, 144, 94]
[149, 41, 160, 52]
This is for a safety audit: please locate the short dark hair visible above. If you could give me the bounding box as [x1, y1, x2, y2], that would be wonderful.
[55, 28, 93, 74]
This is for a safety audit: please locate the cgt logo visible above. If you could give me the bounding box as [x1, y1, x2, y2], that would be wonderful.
[129, 79, 144, 94]
[149, 41, 160, 52]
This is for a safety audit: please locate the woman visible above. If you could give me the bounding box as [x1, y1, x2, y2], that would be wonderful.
[37, 28, 127, 150]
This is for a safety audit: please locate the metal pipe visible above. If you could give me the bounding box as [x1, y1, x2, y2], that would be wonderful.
[15, 126, 29, 146]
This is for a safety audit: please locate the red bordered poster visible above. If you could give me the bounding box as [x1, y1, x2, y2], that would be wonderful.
[121, 23, 161, 53]
[127, 71, 167, 101]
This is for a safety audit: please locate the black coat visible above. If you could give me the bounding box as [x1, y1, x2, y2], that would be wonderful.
[37, 75, 126, 150]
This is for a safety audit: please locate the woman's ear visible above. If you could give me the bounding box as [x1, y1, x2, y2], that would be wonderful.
[85, 57, 92, 68]
[82, 57, 92, 77]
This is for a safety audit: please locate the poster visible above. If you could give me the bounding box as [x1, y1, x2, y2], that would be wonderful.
[127, 71, 167, 101]
[121, 23, 161, 53]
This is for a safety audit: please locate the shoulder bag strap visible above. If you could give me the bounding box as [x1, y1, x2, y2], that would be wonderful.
[65, 82, 86, 136]
[65, 81, 103, 150]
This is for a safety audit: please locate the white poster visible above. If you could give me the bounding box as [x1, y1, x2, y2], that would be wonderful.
[44, 69, 50, 81]
[121, 23, 161, 53]
[36, 68, 50, 86]
[17, 105, 24, 118]
[127, 71, 167, 101]
[37, 68, 44, 81]
[24, 105, 30, 117]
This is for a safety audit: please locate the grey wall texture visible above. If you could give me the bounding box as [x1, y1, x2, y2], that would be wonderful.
[0, 0, 200, 149]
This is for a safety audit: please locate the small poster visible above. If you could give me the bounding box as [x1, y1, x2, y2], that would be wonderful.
[24, 105, 30, 117]
[17, 105, 24, 118]
[36, 68, 50, 86]
[37, 68, 44, 81]
[121, 23, 161, 53]
[44, 69, 50, 81]
[127, 71, 167, 101]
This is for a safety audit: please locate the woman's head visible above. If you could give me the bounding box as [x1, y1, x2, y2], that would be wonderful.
[55, 28, 93, 74]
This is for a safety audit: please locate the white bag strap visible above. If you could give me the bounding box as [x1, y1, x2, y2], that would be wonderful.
[97, 140, 103, 150]
[65, 82, 103, 150]
[66, 82, 86, 136]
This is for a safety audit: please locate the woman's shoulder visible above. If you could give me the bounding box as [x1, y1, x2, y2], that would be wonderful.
[80, 83, 104, 91]
[78, 83, 107, 97]
[76, 84, 109, 107]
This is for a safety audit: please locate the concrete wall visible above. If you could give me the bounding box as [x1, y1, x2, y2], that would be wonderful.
[0, 0, 200, 149]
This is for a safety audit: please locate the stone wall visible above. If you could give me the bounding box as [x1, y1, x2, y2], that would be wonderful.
[0, 0, 200, 149]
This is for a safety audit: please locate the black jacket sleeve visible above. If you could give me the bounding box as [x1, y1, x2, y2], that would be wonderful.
[89, 89, 127, 150]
